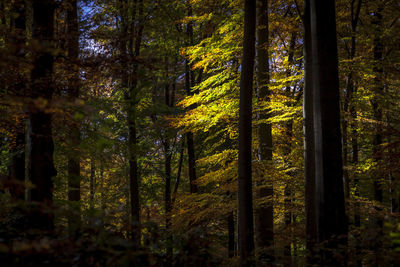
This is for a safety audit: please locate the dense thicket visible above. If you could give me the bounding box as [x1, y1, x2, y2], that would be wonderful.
[0, 0, 400, 266]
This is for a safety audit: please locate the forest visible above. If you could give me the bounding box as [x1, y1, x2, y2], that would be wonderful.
[1, 0, 400, 266]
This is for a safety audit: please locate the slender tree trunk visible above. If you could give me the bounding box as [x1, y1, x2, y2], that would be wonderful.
[27, 0, 57, 231]
[184, 63, 198, 194]
[164, 137, 172, 264]
[228, 211, 235, 258]
[238, 0, 256, 265]
[131, 1, 144, 244]
[303, 0, 317, 259]
[186, 131, 197, 193]
[371, 5, 384, 262]
[90, 158, 95, 208]
[254, 0, 274, 263]
[185, 4, 198, 194]
[309, 0, 347, 262]
[352, 93, 361, 266]
[66, 0, 81, 236]
[119, 0, 143, 244]
[9, 0, 26, 201]
[164, 70, 173, 263]
[172, 139, 184, 204]
[99, 164, 106, 228]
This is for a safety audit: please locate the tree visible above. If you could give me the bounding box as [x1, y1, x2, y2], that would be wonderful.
[255, 0, 274, 263]
[370, 2, 384, 261]
[185, 3, 198, 194]
[302, 0, 317, 258]
[66, 0, 81, 235]
[118, 0, 144, 244]
[339, 0, 362, 263]
[238, 0, 256, 264]
[8, 0, 26, 201]
[27, 0, 57, 230]
[308, 0, 347, 260]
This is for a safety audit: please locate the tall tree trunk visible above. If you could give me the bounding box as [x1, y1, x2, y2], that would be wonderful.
[371, 5, 384, 261]
[309, 0, 347, 262]
[8, 0, 26, 201]
[352, 93, 361, 266]
[66, 0, 81, 236]
[303, 0, 317, 259]
[238, 0, 256, 265]
[119, 0, 143, 244]
[342, 0, 362, 202]
[164, 70, 173, 263]
[254, 0, 274, 263]
[164, 136, 172, 264]
[28, 0, 57, 231]
[185, 4, 198, 194]
[130, 0, 144, 245]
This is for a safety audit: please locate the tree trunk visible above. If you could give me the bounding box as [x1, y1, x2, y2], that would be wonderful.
[66, 0, 81, 236]
[254, 0, 274, 263]
[371, 5, 384, 261]
[99, 164, 106, 228]
[309, 0, 347, 261]
[9, 0, 26, 201]
[172, 139, 184, 204]
[119, 0, 143, 244]
[228, 211, 235, 258]
[184, 63, 198, 194]
[303, 0, 317, 259]
[27, 0, 57, 231]
[164, 74, 173, 263]
[164, 136, 172, 264]
[185, 4, 198, 194]
[90, 158, 95, 208]
[238, 0, 256, 265]
[130, 1, 144, 245]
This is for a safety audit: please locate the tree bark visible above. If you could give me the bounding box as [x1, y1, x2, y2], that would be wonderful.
[370, 5, 384, 261]
[303, 0, 317, 258]
[66, 0, 81, 236]
[238, 0, 256, 265]
[172, 139, 184, 204]
[184, 4, 199, 194]
[254, 0, 274, 263]
[8, 0, 26, 201]
[164, 71, 173, 263]
[164, 135, 172, 264]
[90, 158, 95, 208]
[309, 0, 347, 261]
[119, 0, 143, 244]
[28, 0, 57, 231]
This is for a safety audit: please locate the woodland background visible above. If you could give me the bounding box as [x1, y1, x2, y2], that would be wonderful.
[0, 0, 400, 266]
